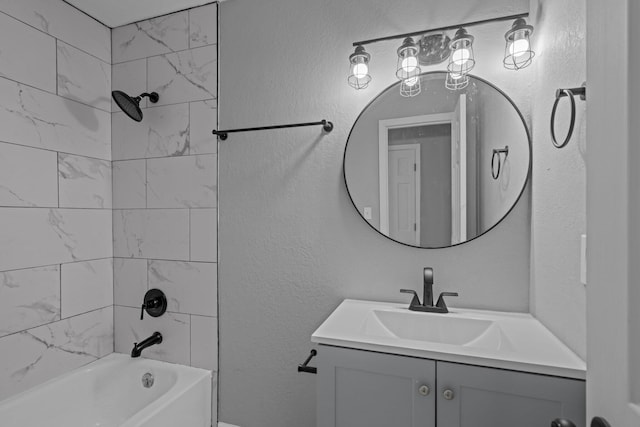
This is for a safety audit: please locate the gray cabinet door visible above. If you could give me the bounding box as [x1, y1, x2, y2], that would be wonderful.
[436, 361, 586, 427]
[317, 345, 436, 427]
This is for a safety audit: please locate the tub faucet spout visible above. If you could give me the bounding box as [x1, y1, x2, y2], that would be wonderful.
[131, 332, 163, 358]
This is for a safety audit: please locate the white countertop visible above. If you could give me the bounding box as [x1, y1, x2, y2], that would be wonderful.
[311, 299, 586, 380]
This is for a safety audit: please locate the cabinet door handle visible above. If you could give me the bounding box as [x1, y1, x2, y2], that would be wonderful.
[418, 385, 430, 396]
[443, 389, 455, 400]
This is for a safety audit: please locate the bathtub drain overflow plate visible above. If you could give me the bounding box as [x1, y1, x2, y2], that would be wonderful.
[142, 372, 154, 388]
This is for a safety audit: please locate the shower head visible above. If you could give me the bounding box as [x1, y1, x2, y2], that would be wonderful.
[112, 90, 159, 122]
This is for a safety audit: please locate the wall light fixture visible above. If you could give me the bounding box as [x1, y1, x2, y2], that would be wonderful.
[396, 37, 422, 97]
[348, 45, 372, 90]
[396, 37, 421, 80]
[447, 28, 475, 77]
[503, 18, 535, 70]
[347, 12, 534, 93]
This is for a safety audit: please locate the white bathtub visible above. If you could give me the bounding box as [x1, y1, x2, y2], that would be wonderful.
[0, 353, 211, 427]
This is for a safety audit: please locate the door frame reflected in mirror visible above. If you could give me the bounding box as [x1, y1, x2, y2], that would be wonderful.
[379, 94, 469, 247]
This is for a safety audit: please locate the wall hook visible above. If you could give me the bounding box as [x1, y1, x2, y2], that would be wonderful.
[550, 82, 586, 148]
[491, 146, 509, 180]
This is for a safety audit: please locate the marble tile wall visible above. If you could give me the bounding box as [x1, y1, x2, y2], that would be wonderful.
[0, 0, 113, 402]
[111, 2, 219, 421]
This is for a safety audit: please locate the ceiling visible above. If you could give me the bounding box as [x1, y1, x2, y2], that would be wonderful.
[64, 0, 215, 28]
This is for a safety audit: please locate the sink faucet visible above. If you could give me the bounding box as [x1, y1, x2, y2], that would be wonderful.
[131, 332, 163, 358]
[400, 267, 458, 313]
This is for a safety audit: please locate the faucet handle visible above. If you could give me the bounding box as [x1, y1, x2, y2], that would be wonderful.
[423, 267, 433, 285]
[436, 292, 458, 313]
[140, 289, 168, 321]
[400, 289, 421, 307]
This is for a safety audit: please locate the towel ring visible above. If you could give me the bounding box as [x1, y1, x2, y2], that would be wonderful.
[550, 83, 586, 149]
[491, 146, 509, 180]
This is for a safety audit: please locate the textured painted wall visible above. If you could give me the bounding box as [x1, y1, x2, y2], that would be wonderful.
[218, 0, 532, 426]
[110, 3, 219, 421]
[0, 0, 113, 401]
[529, 0, 586, 359]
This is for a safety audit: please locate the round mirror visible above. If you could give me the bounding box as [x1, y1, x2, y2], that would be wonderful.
[344, 72, 531, 249]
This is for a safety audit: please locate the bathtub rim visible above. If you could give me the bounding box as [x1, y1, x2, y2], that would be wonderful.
[0, 352, 212, 426]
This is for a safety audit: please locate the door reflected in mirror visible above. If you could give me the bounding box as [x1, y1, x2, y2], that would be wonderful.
[344, 72, 531, 249]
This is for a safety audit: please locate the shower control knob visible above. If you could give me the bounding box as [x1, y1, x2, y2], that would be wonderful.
[443, 389, 455, 400]
[418, 385, 430, 396]
[140, 289, 167, 320]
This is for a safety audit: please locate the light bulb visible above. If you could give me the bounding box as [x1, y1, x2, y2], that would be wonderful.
[452, 47, 471, 64]
[401, 56, 418, 72]
[352, 62, 368, 79]
[509, 38, 530, 58]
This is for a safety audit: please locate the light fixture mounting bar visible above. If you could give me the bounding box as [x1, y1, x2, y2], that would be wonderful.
[352, 12, 529, 47]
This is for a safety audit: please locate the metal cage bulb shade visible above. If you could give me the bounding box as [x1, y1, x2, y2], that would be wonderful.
[400, 75, 421, 97]
[503, 18, 535, 70]
[348, 45, 372, 90]
[396, 37, 421, 80]
[445, 72, 469, 91]
[112, 90, 159, 122]
[447, 28, 475, 76]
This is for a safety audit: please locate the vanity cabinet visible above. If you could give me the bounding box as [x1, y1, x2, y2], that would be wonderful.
[317, 345, 436, 427]
[317, 345, 585, 427]
[436, 361, 585, 427]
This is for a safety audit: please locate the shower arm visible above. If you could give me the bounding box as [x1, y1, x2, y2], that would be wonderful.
[138, 92, 160, 103]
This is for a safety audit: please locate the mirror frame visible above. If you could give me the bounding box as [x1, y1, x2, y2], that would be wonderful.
[343, 71, 532, 249]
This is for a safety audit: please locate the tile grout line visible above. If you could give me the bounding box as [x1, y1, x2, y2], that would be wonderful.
[215, 4, 220, 415]
[145, 159, 148, 209]
[0, 257, 114, 275]
[113, 41, 218, 66]
[188, 9, 192, 51]
[0, 69, 113, 114]
[0, 304, 112, 340]
[55, 38, 59, 96]
[145, 53, 149, 100]
[60, 0, 111, 30]
[113, 151, 219, 163]
[0, 205, 113, 210]
[113, 256, 217, 265]
[56, 152, 61, 208]
[110, 1, 217, 31]
[0, 139, 111, 163]
[114, 303, 218, 318]
[59, 263, 63, 320]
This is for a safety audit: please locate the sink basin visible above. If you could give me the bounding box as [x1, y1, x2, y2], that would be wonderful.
[365, 309, 492, 344]
[311, 299, 586, 379]
[363, 309, 513, 351]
